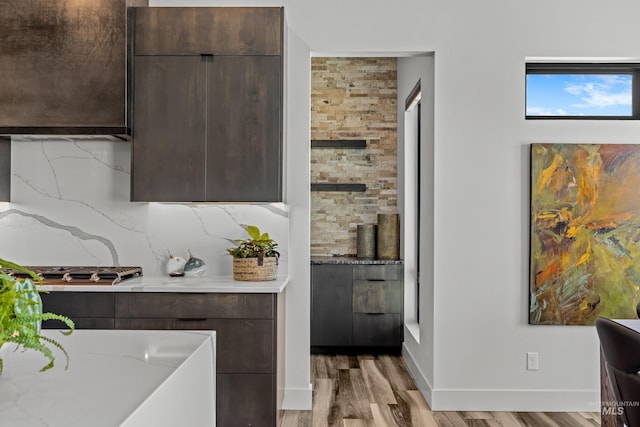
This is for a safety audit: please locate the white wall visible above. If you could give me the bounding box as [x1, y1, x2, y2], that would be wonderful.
[279, 24, 312, 408]
[8, 0, 639, 412]
[289, 0, 638, 411]
[397, 55, 436, 404]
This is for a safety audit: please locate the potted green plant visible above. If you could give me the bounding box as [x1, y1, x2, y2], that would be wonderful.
[227, 225, 280, 281]
[0, 258, 75, 375]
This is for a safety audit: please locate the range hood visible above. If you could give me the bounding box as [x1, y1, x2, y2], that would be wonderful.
[0, 0, 147, 137]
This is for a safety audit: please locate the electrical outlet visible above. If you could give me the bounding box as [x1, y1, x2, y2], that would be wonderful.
[527, 352, 539, 371]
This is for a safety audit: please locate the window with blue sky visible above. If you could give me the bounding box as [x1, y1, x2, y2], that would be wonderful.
[526, 73, 633, 117]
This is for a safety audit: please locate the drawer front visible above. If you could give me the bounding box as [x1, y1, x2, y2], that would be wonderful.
[43, 317, 114, 330]
[352, 280, 402, 313]
[115, 292, 274, 319]
[352, 313, 403, 347]
[41, 292, 115, 318]
[352, 265, 402, 281]
[115, 317, 274, 374]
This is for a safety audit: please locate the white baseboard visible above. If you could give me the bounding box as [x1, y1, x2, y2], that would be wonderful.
[430, 389, 600, 412]
[402, 344, 600, 412]
[402, 343, 434, 406]
[282, 383, 313, 410]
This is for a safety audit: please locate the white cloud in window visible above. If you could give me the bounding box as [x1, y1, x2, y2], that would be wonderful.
[565, 75, 632, 109]
[527, 106, 568, 116]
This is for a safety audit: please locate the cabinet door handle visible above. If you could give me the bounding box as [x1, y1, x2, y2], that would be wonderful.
[366, 278, 386, 282]
[200, 53, 214, 57]
[176, 318, 208, 322]
[364, 312, 385, 315]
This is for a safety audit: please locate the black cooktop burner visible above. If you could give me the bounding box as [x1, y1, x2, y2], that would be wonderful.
[5, 266, 143, 285]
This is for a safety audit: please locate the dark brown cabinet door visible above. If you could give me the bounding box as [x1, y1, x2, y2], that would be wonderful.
[129, 7, 283, 203]
[133, 7, 282, 56]
[131, 56, 207, 202]
[217, 374, 275, 427]
[311, 264, 353, 347]
[206, 56, 282, 201]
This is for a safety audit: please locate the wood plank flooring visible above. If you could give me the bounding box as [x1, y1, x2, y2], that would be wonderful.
[279, 354, 601, 427]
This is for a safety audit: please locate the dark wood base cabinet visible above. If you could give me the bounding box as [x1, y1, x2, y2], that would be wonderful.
[41, 291, 285, 427]
[311, 263, 404, 353]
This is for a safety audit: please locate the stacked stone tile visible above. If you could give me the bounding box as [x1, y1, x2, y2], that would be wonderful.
[311, 57, 398, 257]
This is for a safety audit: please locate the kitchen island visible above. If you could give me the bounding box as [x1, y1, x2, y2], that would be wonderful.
[37, 275, 287, 427]
[0, 329, 216, 427]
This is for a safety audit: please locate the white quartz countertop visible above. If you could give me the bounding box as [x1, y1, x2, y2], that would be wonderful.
[0, 329, 216, 427]
[36, 275, 289, 293]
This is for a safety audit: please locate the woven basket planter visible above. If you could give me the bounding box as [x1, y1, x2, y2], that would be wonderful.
[232, 257, 278, 281]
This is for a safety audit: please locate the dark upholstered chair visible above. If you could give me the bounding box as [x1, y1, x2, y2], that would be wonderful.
[596, 317, 640, 427]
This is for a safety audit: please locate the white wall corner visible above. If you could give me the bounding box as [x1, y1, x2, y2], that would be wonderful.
[402, 343, 434, 407]
[282, 383, 313, 410]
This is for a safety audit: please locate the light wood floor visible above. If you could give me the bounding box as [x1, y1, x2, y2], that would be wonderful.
[279, 354, 601, 427]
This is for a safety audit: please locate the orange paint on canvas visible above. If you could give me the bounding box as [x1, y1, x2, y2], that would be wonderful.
[530, 144, 640, 325]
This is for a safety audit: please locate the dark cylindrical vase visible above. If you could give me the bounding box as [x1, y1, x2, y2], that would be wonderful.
[377, 213, 400, 260]
[357, 224, 376, 259]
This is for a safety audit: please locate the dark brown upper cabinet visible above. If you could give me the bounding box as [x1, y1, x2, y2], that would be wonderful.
[0, 0, 147, 136]
[132, 7, 282, 56]
[129, 7, 283, 202]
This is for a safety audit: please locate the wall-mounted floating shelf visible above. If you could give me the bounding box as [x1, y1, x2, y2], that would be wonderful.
[311, 139, 367, 149]
[311, 140, 367, 192]
[311, 183, 367, 192]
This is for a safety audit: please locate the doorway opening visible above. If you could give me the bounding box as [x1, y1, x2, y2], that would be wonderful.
[309, 53, 432, 350]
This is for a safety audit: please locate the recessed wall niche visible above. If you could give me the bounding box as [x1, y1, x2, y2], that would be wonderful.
[310, 57, 398, 257]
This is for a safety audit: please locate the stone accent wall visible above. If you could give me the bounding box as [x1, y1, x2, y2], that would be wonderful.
[311, 57, 398, 257]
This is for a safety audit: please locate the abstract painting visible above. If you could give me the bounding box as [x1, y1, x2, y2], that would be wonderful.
[530, 143, 640, 325]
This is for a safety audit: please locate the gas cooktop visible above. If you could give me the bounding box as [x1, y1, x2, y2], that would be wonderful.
[6, 266, 143, 285]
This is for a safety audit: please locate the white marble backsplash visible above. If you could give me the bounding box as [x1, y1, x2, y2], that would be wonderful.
[0, 137, 289, 277]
